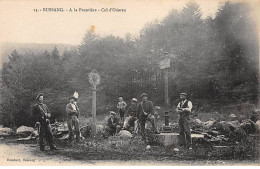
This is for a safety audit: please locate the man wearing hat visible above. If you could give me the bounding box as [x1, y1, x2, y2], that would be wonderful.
[176, 92, 193, 149]
[137, 93, 160, 142]
[66, 96, 80, 143]
[122, 98, 139, 133]
[32, 93, 59, 151]
[104, 111, 121, 137]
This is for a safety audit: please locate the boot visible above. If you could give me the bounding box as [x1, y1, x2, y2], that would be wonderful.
[50, 144, 59, 151]
[154, 130, 160, 134]
[153, 128, 160, 134]
[40, 146, 45, 151]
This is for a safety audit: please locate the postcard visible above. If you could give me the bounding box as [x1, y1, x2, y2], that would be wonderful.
[0, 0, 259, 166]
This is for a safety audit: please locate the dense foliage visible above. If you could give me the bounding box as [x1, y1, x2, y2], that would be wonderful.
[0, 2, 258, 127]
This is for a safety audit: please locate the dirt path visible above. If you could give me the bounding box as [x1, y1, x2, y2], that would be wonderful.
[0, 141, 91, 166]
[0, 140, 258, 166]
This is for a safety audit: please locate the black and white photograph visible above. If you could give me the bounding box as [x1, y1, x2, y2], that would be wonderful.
[0, 0, 259, 166]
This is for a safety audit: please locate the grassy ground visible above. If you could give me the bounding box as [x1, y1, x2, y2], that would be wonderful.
[1, 132, 258, 165]
[51, 134, 258, 164]
[53, 107, 258, 163]
[2, 107, 258, 165]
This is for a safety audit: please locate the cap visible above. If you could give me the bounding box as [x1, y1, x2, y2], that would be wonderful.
[69, 96, 77, 101]
[109, 111, 116, 115]
[180, 93, 188, 96]
[140, 93, 148, 98]
[35, 93, 44, 100]
[131, 98, 138, 102]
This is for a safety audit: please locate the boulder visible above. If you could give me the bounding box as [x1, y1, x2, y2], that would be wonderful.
[256, 120, 260, 134]
[16, 126, 35, 136]
[240, 119, 259, 134]
[80, 125, 91, 138]
[97, 124, 104, 132]
[212, 121, 232, 135]
[228, 120, 240, 128]
[118, 130, 132, 138]
[0, 127, 13, 136]
[205, 120, 215, 129]
[192, 118, 206, 128]
[229, 113, 238, 121]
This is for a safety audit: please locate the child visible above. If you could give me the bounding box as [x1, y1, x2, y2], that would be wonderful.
[117, 96, 127, 122]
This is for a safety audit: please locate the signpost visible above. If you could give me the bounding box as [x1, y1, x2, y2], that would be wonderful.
[88, 69, 101, 137]
[160, 57, 170, 107]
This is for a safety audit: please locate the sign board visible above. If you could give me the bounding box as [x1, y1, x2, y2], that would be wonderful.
[88, 69, 101, 87]
[160, 59, 170, 69]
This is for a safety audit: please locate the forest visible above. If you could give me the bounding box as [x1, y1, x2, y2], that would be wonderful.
[0, 2, 258, 127]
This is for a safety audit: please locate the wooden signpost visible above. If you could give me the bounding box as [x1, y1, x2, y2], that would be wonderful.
[88, 69, 101, 137]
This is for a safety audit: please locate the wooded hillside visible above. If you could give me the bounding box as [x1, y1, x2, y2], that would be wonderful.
[0, 2, 258, 127]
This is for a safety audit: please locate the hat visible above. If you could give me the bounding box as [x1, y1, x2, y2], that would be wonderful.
[140, 93, 148, 98]
[68, 96, 77, 101]
[180, 93, 188, 96]
[131, 98, 138, 102]
[109, 111, 116, 115]
[35, 93, 43, 100]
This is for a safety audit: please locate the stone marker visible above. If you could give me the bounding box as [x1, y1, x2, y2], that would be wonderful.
[156, 133, 204, 147]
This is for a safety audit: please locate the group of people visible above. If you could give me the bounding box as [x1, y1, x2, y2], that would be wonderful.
[105, 92, 193, 149]
[104, 93, 160, 140]
[32, 93, 81, 151]
[32, 92, 193, 151]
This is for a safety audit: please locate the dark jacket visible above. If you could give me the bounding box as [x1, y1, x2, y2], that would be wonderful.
[66, 103, 80, 118]
[137, 100, 155, 118]
[32, 103, 50, 124]
[107, 116, 120, 128]
[126, 105, 139, 118]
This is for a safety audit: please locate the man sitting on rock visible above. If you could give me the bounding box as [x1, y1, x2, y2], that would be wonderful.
[122, 98, 139, 134]
[104, 111, 121, 137]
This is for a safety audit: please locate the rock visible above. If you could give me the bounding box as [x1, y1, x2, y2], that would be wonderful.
[173, 148, 179, 152]
[192, 118, 205, 128]
[228, 120, 241, 128]
[118, 130, 132, 138]
[212, 121, 231, 135]
[97, 124, 104, 132]
[56, 122, 69, 132]
[207, 130, 219, 136]
[146, 145, 151, 150]
[205, 120, 215, 129]
[240, 119, 259, 134]
[17, 134, 36, 141]
[32, 130, 39, 136]
[0, 127, 13, 136]
[80, 125, 91, 138]
[256, 120, 260, 134]
[229, 113, 238, 121]
[16, 126, 35, 136]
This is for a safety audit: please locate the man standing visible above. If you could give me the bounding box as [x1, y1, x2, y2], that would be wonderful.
[32, 93, 59, 151]
[104, 111, 121, 137]
[137, 93, 160, 143]
[66, 96, 80, 143]
[117, 96, 127, 123]
[176, 93, 193, 149]
[122, 98, 139, 133]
